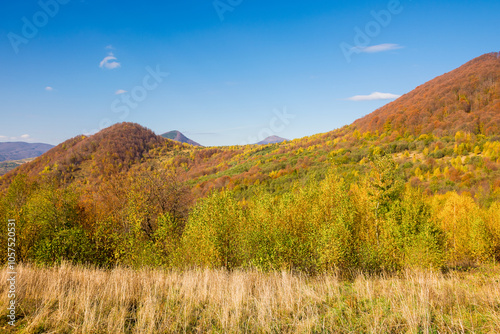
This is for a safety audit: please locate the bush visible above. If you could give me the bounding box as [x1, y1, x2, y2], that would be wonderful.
[33, 227, 95, 265]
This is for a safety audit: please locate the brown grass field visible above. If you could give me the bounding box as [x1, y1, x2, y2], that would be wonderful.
[1, 264, 500, 333]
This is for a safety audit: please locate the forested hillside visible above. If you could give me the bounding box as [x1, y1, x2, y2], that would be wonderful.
[353, 52, 500, 136]
[1, 53, 500, 274]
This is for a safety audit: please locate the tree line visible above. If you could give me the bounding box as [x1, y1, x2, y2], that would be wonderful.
[1, 155, 499, 274]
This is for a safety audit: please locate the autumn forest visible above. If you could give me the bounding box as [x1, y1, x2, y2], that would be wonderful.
[1, 52, 500, 333]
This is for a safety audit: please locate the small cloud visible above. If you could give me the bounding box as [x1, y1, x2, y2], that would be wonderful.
[347, 92, 401, 101]
[115, 89, 127, 95]
[45, 86, 54, 91]
[105, 45, 114, 50]
[354, 43, 404, 53]
[99, 55, 121, 70]
[1, 134, 33, 141]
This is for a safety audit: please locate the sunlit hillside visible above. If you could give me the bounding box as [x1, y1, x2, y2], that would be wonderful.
[1, 53, 500, 333]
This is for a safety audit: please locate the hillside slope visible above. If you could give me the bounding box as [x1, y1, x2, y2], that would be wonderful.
[353, 52, 500, 136]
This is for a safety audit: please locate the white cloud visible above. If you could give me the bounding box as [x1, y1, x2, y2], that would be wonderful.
[105, 45, 114, 50]
[354, 43, 404, 53]
[45, 86, 54, 91]
[347, 92, 401, 101]
[99, 55, 121, 70]
[0, 134, 33, 142]
[115, 89, 127, 95]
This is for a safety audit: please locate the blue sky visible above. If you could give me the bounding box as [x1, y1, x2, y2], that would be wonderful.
[0, 0, 499, 146]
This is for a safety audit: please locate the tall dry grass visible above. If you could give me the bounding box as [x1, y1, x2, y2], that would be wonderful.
[1, 264, 499, 333]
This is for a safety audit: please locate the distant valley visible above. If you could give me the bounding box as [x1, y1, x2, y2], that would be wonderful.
[0, 158, 35, 176]
[0, 142, 54, 175]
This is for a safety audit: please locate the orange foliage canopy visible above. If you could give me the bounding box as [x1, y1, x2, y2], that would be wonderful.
[0, 123, 183, 188]
[353, 53, 500, 136]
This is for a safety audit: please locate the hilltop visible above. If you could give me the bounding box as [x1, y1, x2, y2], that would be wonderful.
[161, 130, 201, 146]
[0, 123, 184, 188]
[257, 136, 289, 145]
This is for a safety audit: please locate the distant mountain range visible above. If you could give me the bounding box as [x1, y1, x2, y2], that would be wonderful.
[161, 131, 289, 146]
[0, 142, 54, 162]
[161, 131, 201, 146]
[257, 136, 289, 145]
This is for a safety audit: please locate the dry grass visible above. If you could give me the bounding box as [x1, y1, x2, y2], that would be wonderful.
[1, 264, 500, 333]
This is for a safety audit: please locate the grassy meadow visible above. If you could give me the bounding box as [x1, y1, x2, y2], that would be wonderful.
[1, 264, 500, 333]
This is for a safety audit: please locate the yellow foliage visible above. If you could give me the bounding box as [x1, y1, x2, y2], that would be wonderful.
[433, 192, 493, 264]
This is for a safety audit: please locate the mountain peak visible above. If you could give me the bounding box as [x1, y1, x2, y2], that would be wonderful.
[256, 136, 289, 145]
[161, 130, 201, 146]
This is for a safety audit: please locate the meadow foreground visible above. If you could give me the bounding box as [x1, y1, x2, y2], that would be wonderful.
[1, 264, 500, 333]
